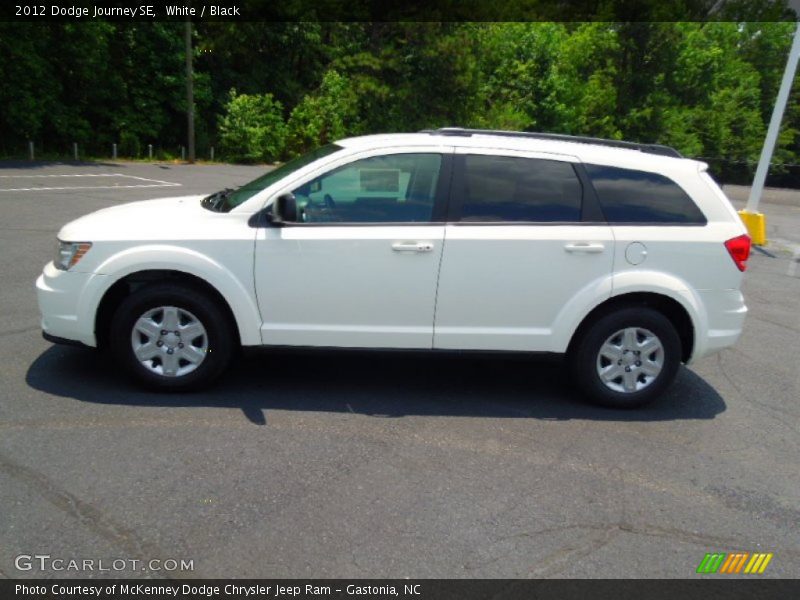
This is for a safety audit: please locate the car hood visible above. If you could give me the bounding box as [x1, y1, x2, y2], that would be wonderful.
[58, 195, 209, 241]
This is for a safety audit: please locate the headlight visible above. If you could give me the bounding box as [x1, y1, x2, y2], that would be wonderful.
[55, 241, 92, 271]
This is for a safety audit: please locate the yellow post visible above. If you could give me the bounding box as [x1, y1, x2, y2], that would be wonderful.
[739, 23, 800, 248]
[738, 210, 767, 246]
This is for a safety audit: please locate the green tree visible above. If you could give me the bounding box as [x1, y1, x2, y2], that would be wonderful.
[0, 23, 60, 153]
[3, 15, 800, 185]
[285, 70, 360, 156]
[218, 90, 286, 162]
[470, 23, 557, 131]
[331, 23, 482, 132]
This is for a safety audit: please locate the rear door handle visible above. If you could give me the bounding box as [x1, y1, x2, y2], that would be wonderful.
[564, 242, 605, 254]
[392, 241, 434, 253]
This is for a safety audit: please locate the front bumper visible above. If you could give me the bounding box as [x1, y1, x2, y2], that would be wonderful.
[36, 262, 104, 347]
[42, 331, 91, 348]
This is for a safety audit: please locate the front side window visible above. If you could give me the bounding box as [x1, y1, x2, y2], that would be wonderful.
[585, 164, 707, 224]
[291, 153, 443, 223]
[459, 155, 583, 222]
[204, 144, 343, 212]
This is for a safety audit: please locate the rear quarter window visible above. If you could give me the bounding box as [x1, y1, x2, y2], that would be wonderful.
[585, 164, 707, 225]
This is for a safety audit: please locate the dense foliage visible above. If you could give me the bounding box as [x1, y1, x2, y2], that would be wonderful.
[1, 20, 799, 181]
[218, 90, 286, 162]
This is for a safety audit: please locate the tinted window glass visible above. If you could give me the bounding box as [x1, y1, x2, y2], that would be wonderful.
[460, 155, 582, 222]
[585, 164, 707, 224]
[223, 144, 342, 210]
[292, 153, 442, 223]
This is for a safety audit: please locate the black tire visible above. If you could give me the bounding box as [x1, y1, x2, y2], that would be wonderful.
[109, 283, 235, 391]
[570, 307, 682, 408]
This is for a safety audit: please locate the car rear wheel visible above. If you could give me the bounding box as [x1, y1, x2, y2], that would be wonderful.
[109, 283, 234, 391]
[570, 307, 682, 408]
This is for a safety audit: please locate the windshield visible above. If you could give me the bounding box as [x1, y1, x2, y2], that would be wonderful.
[202, 143, 343, 212]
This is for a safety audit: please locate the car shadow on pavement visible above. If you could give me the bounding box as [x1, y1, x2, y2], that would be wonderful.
[26, 345, 726, 425]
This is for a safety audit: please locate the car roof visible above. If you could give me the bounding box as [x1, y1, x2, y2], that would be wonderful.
[336, 132, 706, 174]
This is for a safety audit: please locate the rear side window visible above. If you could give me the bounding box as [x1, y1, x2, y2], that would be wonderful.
[585, 164, 707, 224]
[459, 155, 582, 222]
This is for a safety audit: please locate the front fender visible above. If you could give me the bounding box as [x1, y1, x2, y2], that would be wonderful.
[81, 244, 262, 346]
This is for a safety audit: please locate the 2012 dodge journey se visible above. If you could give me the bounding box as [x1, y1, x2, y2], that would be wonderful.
[36, 128, 751, 407]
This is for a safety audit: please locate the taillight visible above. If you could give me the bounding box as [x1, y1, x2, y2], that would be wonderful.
[724, 234, 751, 272]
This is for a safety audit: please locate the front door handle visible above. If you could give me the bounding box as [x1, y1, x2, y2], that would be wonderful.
[564, 242, 605, 254]
[392, 241, 434, 253]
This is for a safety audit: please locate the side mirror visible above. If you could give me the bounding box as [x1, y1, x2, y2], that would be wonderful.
[270, 193, 297, 226]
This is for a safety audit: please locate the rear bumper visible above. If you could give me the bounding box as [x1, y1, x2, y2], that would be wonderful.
[36, 262, 104, 347]
[689, 289, 747, 363]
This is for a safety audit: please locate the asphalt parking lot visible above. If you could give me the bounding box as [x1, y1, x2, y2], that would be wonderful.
[0, 160, 798, 579]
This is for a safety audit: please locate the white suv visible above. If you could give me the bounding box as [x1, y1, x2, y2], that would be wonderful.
[36, 128, 751, 407]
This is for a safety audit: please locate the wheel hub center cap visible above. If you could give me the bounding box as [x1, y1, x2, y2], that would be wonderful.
[162, 332, 180, 347]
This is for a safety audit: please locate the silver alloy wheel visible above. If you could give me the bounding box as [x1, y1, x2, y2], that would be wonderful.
[595, 327, 664, 394]
[130, 306, 208, 378]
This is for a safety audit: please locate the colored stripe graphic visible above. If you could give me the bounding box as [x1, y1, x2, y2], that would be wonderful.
[698, 552, 773, 574]
[744, 553, 774, 574]
[697, 553, 726, 573]
[719, 552, 749, 573]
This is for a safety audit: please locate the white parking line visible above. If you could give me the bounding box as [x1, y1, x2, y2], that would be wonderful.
[111, 174, 180, 186]
[0, 184, 184, 192]
[0, 173, 181, 192]
[0, 174, 147, 177]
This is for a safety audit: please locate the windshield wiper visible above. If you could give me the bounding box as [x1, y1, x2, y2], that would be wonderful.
[201, 187, 235, 212]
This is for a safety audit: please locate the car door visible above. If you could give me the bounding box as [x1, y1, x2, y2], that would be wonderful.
[433, 148, 615, 352]
[254, 148, 452, 348]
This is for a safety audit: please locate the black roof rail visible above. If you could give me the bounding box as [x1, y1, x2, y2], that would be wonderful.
[421, 127, 683, 158]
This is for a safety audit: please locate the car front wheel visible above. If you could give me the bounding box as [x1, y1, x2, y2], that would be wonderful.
[570, 307, 682, 408]
[109, 283, 234, 391]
